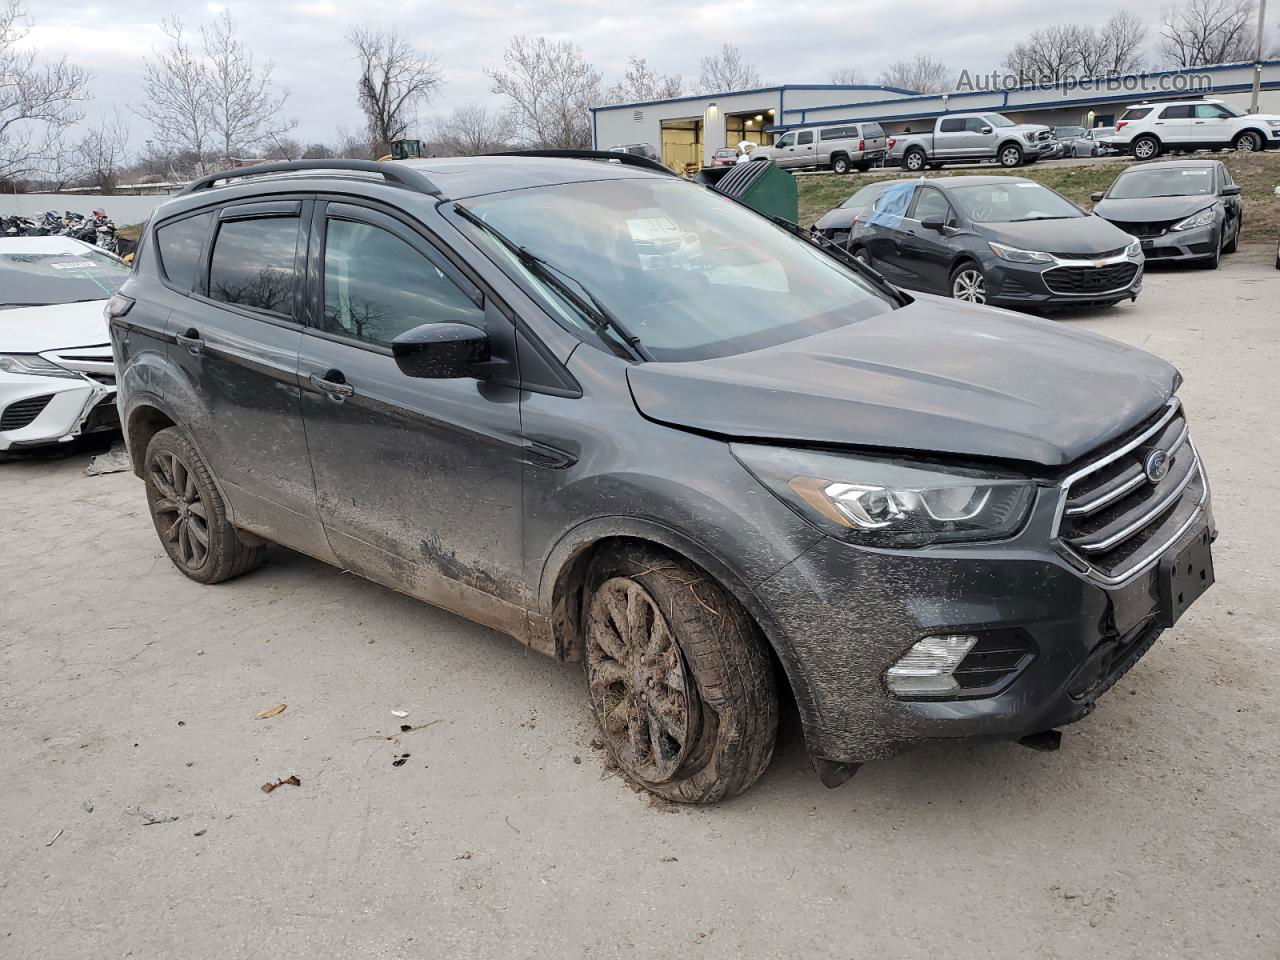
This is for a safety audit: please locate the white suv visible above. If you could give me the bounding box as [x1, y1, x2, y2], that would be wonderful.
[1113, 99, 1280, 159]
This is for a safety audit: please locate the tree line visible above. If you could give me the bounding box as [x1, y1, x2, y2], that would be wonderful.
[2, 0, 1277, 191]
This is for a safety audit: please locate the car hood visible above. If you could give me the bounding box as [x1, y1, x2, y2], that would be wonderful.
[1094, 196, 1217, 223]
[973, 215, 1136, 255]
[814, 208, 860, 231]
[0, 299, 110, 353]
[626, 297, 1177, 468]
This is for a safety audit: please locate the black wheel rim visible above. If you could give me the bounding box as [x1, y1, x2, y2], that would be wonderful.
[585, 576, 693, 783]
[149, 451, 210, 570]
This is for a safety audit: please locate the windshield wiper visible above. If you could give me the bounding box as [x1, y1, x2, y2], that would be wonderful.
[452, 204, 650, 361]
[769, 216, 911, 306]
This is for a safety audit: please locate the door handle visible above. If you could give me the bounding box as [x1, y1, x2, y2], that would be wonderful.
[309, 370, 354, 401]
[175, 327, 203, 356]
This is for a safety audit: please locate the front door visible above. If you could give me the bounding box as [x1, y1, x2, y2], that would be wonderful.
[1192, 102, 1234, 146]
[297, 200, 527, 637]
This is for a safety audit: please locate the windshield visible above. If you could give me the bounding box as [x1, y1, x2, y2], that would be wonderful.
[984, 114, 1015, 128]
[0, 247, 129, 309]
[948, 182, 1083, 223]
[1107, 166, 1216, 199]
[458, 178, 897, 362]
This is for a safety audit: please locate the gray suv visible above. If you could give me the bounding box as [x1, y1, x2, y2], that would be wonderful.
[109, 155, 1215, 804]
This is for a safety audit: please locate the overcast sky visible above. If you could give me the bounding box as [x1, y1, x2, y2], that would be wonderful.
[19, 0, 1224, 147]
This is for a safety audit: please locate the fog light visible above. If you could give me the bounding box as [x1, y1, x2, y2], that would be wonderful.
[886, 635, 978, 697]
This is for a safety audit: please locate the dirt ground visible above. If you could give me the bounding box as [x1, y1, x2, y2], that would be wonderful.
[2, 247, 1279, 959]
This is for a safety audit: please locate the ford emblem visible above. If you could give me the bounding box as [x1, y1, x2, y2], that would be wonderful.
[1144, 449, 1170, 483]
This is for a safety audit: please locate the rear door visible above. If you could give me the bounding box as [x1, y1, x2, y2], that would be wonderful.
[862, 182, 919, 280]
[1155, 104, 1194, 145]
[934, 117, 968, 159]
[297, 198, 527, 635]
[899, 186, 959, 293]
[166, 196, 333, 561]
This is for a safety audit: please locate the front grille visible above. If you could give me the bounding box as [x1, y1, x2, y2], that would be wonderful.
[1043, 262, 1139, 296]
[1105, 219, 1178, 239]
[1055, 401, 1205, 581]
[1048, 246, 1126, 260]
[1, 394, 54, 431]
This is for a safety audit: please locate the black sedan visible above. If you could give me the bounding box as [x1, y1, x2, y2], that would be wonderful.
[1091, 160, 1241, 269]
[817, 176, 1143, 309]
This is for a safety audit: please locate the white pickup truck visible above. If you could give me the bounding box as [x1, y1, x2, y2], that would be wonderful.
[887, 113, 1056, 171]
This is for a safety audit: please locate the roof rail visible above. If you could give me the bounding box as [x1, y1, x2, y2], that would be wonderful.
[176, 159, 442, 197]
[485, 149, 677, 177]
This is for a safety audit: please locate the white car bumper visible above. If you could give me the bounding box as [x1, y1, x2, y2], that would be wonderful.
[0, 344, 118, 452]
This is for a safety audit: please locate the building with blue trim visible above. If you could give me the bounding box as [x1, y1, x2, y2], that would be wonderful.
[590, 61, 1280, 168]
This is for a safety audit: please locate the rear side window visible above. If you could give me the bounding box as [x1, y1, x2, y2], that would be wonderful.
[939, 118, 965, 133]
[207, 216, 300, 317]
[322, 219, 484, 348]
[1160, 105, 1193, 119]
[1121, 107, 1153, 120]
[155, 212, 212, 292]
[819, 126, 859, 141]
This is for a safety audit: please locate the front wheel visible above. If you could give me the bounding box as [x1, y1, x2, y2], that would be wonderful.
[951, 262, 988, 303]
[582, 544, 777, 805]
[144, 428, 266, 584]
[1223, 216, 1240, 254]
[1234, 131, 1263, 153]
[998, 144, 1023, 167]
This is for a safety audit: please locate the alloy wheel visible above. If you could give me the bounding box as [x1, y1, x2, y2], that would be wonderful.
[148, 450, 210, 571]
[953, 268, 987, 303]
[1235, 132, 1260, 152]
[585, 576, 694, 783]
[1134, 139, 1156, 160]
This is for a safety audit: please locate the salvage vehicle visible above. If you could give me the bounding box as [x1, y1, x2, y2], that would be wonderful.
[810, 180, 901, 246]
[1, 236, 126, 453]
[752, 122, 887, 173]
[1110, 100, 1280, 160]
[110, 156, 1214, 803]
[1091, 160, 1241, 268]
[837, 175, 1144, 308]
[889, 113, 1055, 170]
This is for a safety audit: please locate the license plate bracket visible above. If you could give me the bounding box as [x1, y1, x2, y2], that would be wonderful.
[1157, 524, 1214, 627]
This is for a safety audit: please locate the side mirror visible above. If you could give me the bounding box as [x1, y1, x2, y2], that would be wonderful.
[1221, 184, 1241, 196]
[920, 214, 946, 232]
[392, 322, 490, 379]
[980, 126, 992, 134]
[1091, 191, 1105, 202]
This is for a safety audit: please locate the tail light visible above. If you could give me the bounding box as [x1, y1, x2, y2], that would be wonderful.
[858, 139, 865, 151]
[887, 137, 897, 149]
[105, 294, 134, 320]
[1116, 120, 1128, 130]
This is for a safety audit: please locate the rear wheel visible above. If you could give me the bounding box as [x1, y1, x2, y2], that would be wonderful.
[582, 544, 777, 805]
[1131, 135, 1160, 161]
[144, 428, 266, 584]
[1233, 131, 1263, 153]
[951, 261, 988, 303]
[998, 143, 1024, 167]
[831, 154, 851, 175]
[902, 148, 926, 172]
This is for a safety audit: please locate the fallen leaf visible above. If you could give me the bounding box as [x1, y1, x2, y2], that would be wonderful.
[261, 775, 302, 794]
[255, 703, 287, 720]
[392, 754, 410, 767]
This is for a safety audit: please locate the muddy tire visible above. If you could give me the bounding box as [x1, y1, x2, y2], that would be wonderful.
[144, 427, 265, 584]
[582, 544, 777, 804]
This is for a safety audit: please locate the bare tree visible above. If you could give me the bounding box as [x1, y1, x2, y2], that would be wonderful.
[1003, 25, 1090, 82]
[488, 36, 600, 149]
[1099, 12, 1150, 74]
[696, 44, 762, 93]
[333, 126, 373, 159]
[0, 0, 90, 182]
[429, 104, 513, 156]
[301, 142, 335, 159]
[75, 110, 131, 190]
[135, 17, 212, 166]
[829, 67, 868, 85]
[1159, 0, 1257, 66]
[203, 11, 295, 164]
[348, 25, 444, 157]
[603, 56, 683, 104]
[879, 53, 954, 93]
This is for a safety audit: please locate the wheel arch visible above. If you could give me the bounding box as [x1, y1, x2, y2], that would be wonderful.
[540, 517, 824, 748]
[1234, 126, 1269, 148]
[123, 394, 176, 477]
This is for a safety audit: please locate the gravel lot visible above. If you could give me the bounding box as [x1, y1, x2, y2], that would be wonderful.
[3, 246, 1278, 959]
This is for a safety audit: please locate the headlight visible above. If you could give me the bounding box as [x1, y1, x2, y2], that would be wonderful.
[732, 445, 1036, 547]
[0, 354, 81, 379]
[1125, 239, 1142, 258]
[988, 241, 1054, 264]
[1023, 132, 1037, 143]
[1172, 207, 1216, 231]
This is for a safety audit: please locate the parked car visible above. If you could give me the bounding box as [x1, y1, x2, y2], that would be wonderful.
[1052, 126, 1103, 158]
[608, 143, 660, 161]
[1110, 99, 1280, 160]
[711, 147, 740, 167]
[112, 156, 1213, 804]
[1089, 126, 1121, 154]
[843, 175, 1143, 308]
[1, 236, 126, 454]
[1091, 159, 1241, 268]
[752, 122, 887, 173]
[889, 113, 1056, 170]
[810, 180, 901, 246]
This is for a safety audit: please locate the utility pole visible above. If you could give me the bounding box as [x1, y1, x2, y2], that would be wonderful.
[1250, 0, 1268, 114]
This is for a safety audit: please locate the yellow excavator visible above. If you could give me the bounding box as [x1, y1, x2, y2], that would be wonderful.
[378, 139, 426, 162]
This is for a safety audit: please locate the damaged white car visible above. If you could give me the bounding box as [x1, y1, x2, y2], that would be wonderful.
[1, 236, 127, 453]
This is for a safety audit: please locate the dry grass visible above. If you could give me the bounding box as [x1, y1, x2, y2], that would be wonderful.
[797, 151, 1280, 244]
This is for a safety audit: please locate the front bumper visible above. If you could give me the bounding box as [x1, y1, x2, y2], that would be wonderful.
[0, 374, 117, 451]
[757, 475, 1215, 764]
[986, 254, 1144, 308]
[1131, 223, 1220, 263]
